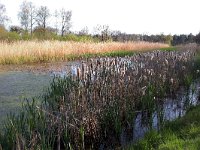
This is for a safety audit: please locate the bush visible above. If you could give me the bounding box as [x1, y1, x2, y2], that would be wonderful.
[0, 26, 8, 41]
[6, 32, 20, 41]
[0, 26, 21, 42]
[33, 27, 58, 40]
[21, 32, 32, 40]
[60, 34, 99, 42]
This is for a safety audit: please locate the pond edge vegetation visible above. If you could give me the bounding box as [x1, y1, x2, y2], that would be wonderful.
[0, 46, 200, 149]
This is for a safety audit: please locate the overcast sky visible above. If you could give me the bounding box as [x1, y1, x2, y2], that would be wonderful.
[1, 0, 200, 35]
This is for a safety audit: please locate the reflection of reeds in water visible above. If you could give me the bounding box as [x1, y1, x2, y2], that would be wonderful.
[1, 49, 199, 149]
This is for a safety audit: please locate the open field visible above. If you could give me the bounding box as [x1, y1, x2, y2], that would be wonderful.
[0, 41, 168, 64]
[0, 45, 200, 149]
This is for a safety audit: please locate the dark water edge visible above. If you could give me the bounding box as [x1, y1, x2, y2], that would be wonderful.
[98, 79, 200, 149]
[0, 61, 199, 149]
[119, 79, 200, 148]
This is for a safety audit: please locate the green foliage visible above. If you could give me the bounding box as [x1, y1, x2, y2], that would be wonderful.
[32, 27, 58, 40]
[160, 47, 177, 51]
[0, 50, 199, 149]
[101, 50, 135, 57]
[128, 105, 200, 150]
[6, 32, 20, 41]
[184, 75, 193, 88]
[0, 26, 8, 41]
[60, 34, 98, 42]
[21, 32, 32, 40]
[0, 26, 21, 42]
[164, 35, 173, 45]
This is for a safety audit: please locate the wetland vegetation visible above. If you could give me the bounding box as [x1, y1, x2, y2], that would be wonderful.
[1, 1, 200, 149]
[0, 41, 168, 65]
[128, 104, 200, 149]
[1, 45, 200, 149]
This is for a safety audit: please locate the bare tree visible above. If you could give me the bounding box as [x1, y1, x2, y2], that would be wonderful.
[93, 24, 111, 41]
[36, 6, 50, 29]
[101, 25, 111, 41]
[54, 9, 59, 35]
[0, 2, 8, 26]
[60, 9, 72, 36]
[18, 1, 30, 31]
[79, 26, 89, 35]
[18, 1, 36, 35]
[29, 3, 36, 35]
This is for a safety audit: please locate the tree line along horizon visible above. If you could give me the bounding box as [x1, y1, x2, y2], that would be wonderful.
[1, 1, 200, 45]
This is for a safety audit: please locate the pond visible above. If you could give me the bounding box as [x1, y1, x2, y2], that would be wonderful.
[0, 71, 51, 126]
[0, 52, 200, 148]
[0, 61, 83, 127]
[119, 79, 200, 147]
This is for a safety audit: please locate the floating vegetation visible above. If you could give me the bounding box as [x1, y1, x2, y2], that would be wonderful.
[1, 48, 200, 149]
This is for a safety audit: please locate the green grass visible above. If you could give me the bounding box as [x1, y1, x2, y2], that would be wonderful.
[64, 47, 177, 61]
[71, 50, 136, 59]
[127, 105, 200, 150]
[159, 47, 177, 51]
[56, 50, 137, 62]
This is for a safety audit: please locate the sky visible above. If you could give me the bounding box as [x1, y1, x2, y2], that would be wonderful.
[1, 0, 200, 35]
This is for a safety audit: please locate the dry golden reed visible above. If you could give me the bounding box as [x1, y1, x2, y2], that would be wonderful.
[0, 41, 168, 64]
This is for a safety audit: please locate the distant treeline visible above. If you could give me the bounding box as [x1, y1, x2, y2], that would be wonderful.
[0, 1, 200, 45]
[110, 32, 200, 46]
[1, 25, 200, 46]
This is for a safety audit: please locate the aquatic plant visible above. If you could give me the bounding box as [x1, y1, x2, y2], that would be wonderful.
[0, 47, 200, 149]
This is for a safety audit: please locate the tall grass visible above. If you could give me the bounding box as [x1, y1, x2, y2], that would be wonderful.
[0, 48, 199, 149]
[0, 41, 168, 64]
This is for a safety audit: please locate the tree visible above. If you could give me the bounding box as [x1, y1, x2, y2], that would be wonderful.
[29, 3, 36, 35]
[93, 24, 111, 41]
[54, 10, 59, 35]
[10, 26, 23, 34]
[79, 26, 89, 35]
[60, 9, 72, 36]
[18, 1, 36, 35]
[111, 30, 122, 41]
[195, 32, 200, 44]
[36, 6, 50, 29]
[18, 1, 29, 31]
[164, 34, 173, 45]
[188, 33, 195, 43]
[0, 2, 8, 26]
[33, 26, 57, 40]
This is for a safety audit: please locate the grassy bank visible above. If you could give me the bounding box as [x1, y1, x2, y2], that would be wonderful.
[128, 104, 200, 150]
[0, 41, 168, 64]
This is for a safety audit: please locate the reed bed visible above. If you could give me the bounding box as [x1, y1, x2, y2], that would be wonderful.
[0, 41, 168, 64]
[1, 48, 200, 149]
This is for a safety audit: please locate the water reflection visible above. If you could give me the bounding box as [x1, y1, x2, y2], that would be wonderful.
[121, 80, 200, 146]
